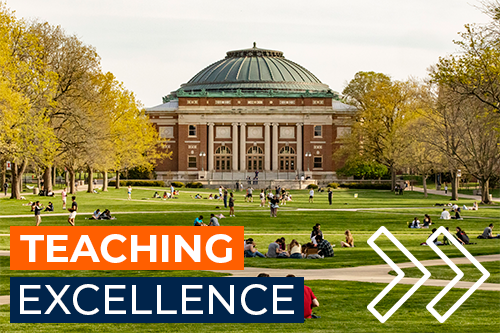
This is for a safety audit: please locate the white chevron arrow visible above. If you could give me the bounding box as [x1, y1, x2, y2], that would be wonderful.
[367, 226, 431, 323]
[426, 226, 490, 323]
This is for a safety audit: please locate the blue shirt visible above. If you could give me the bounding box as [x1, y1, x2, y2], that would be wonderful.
[194, 217, 203, 226]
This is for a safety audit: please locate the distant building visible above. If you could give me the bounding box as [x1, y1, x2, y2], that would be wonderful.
[146, 43, 356, 181]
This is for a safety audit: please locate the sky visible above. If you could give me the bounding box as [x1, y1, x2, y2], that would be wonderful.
[7, 0, 488, 107]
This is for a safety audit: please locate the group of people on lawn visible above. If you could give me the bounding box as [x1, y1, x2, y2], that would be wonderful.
[244, 224, 355, 259]
[421, 224, 499, 246]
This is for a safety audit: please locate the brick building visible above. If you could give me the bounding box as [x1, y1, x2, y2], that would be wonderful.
[146, 44, 356, 181]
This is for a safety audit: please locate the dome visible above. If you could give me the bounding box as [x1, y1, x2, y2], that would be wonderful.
[178, 43, 330, 94]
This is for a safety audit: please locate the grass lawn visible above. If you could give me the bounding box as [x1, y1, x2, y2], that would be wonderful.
[0, 187, 498, 331]
[0, 279, 498, 332]
[389, 261, 500, 284]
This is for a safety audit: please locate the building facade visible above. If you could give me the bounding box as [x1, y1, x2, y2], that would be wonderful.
[146, 44, 356, 181]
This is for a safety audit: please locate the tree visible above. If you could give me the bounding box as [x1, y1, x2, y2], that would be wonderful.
[342, 72, 419, 189]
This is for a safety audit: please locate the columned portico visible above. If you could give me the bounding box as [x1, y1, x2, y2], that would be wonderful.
[232, 123, 238, 171]
[272, 123, 279, 171]
[264, 123, 271, 171]
[296, 123, 302, 172]
[239, 123, 246, 171]
[208, 122, 214, 171]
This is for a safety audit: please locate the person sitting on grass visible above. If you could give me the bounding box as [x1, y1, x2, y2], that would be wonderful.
[153, 192, 160, 198]
[279, 237, 286, 251]
[428, 228, 443, 245]
[443, 227, 462, 245]
[191, 194, 202, 199]
[310, 224, 323, 245]
[44, 202, 54, 212]
[99, 209, 113, 220]
[341, 230, 354, 247]
[440, 208, 451, 220]
[316, 235, 334, 257]
[456, 227, 469, 245]
[90, 209, 101, 220]
[479, 223, 500, 239]
[472, 201, 479, 211]
[410, 217, 421, 229]
[451, 208, 463, 220]
[267, 239, 289, 258]
[244, 238, 265, 258]
[193, 215, 206, 226]
[208, 194, 214, 200]
[288, 239, 303, 259]
[208, 213, 220, 226]
[422, 214, 432, 228]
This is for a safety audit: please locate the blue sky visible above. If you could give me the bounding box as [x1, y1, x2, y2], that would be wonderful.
[8, 0, 487, 107]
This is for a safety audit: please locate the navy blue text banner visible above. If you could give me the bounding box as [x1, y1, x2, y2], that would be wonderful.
[10, 277, 304, 323]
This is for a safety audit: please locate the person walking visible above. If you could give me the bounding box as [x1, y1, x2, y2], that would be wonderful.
[61, 187, 67, 210]
[260, 189, 265, 207]
[444, 183, 448, 194]
[68, 196, 78, 226]
[309, 188, 315, 203]
[3, 182, 8, 196]
[34, 201, 44, 226]
[229, 192, 235, 217]
[328, 188, 333, 205]
[127, 185, 132, 200]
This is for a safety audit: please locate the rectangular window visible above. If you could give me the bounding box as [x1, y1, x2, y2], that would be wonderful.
[188, 125, 196, 137]
[313, 156, 323, 169]
[188, 156, 197, 168]
[314, 125, 322, 137]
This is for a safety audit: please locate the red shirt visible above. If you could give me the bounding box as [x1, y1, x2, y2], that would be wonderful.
[304, 285, 317, 319]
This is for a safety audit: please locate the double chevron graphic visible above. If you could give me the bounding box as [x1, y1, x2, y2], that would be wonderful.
[367, 226, 490, 323]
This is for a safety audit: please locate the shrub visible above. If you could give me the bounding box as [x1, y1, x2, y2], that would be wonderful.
[307, 184, 319, 189]
[186, 182, 203, 188]
[328, 182, 340, 189]
[108, 180, 165, 187]
[338, 183, 391, 190]
[170, 181, 185, 188]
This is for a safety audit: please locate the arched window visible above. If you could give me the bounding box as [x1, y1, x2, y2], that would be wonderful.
[247, 146, 264, 171]
[279, 146, 296, 171]
[215, 146, 231, 171]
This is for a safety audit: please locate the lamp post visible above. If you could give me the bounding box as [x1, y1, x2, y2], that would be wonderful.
[199, 151, 206, 171]
[305, 152, 311, 172]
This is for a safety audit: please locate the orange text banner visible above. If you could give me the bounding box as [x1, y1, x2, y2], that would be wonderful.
[10, 226, 244, 270]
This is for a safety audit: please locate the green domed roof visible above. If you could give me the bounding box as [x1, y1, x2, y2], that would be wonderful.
[179, 43, 330, 94]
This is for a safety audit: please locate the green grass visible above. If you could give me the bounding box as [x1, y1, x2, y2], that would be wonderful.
[1, 187, 498, 331]
[389, 261, 500, 284]
[0, 280, 498, 332]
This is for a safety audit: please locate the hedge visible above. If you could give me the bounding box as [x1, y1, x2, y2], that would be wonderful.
[327, 183, 340, 189]
[108, 180, 165, 187]
[170, 181, 185, 188]
[186, 182, 203, 188]
[338, 182, 391, 190]
[307, 184, 319, 189]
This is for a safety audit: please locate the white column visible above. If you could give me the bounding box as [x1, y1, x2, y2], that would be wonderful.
[264, 123, 271, 171]
[296, 123, 302, 172]
[232, 123, 238, 171]
[272, 123, 279, 171]
[208, 123, 214, 171]
[240, 123, 246, 171]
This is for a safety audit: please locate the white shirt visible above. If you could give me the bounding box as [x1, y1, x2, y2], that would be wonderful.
[309, 190, 314, 196]
[440, 211, 451, 219]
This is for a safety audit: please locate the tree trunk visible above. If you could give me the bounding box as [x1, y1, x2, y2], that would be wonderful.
[115, 171, 120, 189]
[422, 174, 428, 198]
[87, 165, 94, 193]
[103, 170, 108, 191]
[65, 170, 69, 188]
[390, 166, 396, 190]
[69, 169, 76, 194]
[43, 166, 53, 193]
[10, 161, 27, 199]
[451, 172, 459, 201]
[52, 164, 56, 187]
[1, 161, 6, 192]
[481, 179, 490, 204]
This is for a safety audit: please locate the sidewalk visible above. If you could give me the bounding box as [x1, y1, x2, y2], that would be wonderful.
[412, 186, 500, 203]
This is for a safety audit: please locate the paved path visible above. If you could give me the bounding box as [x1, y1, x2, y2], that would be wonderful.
[412, 186, 500, 202]
[209, 254, 500, 291]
